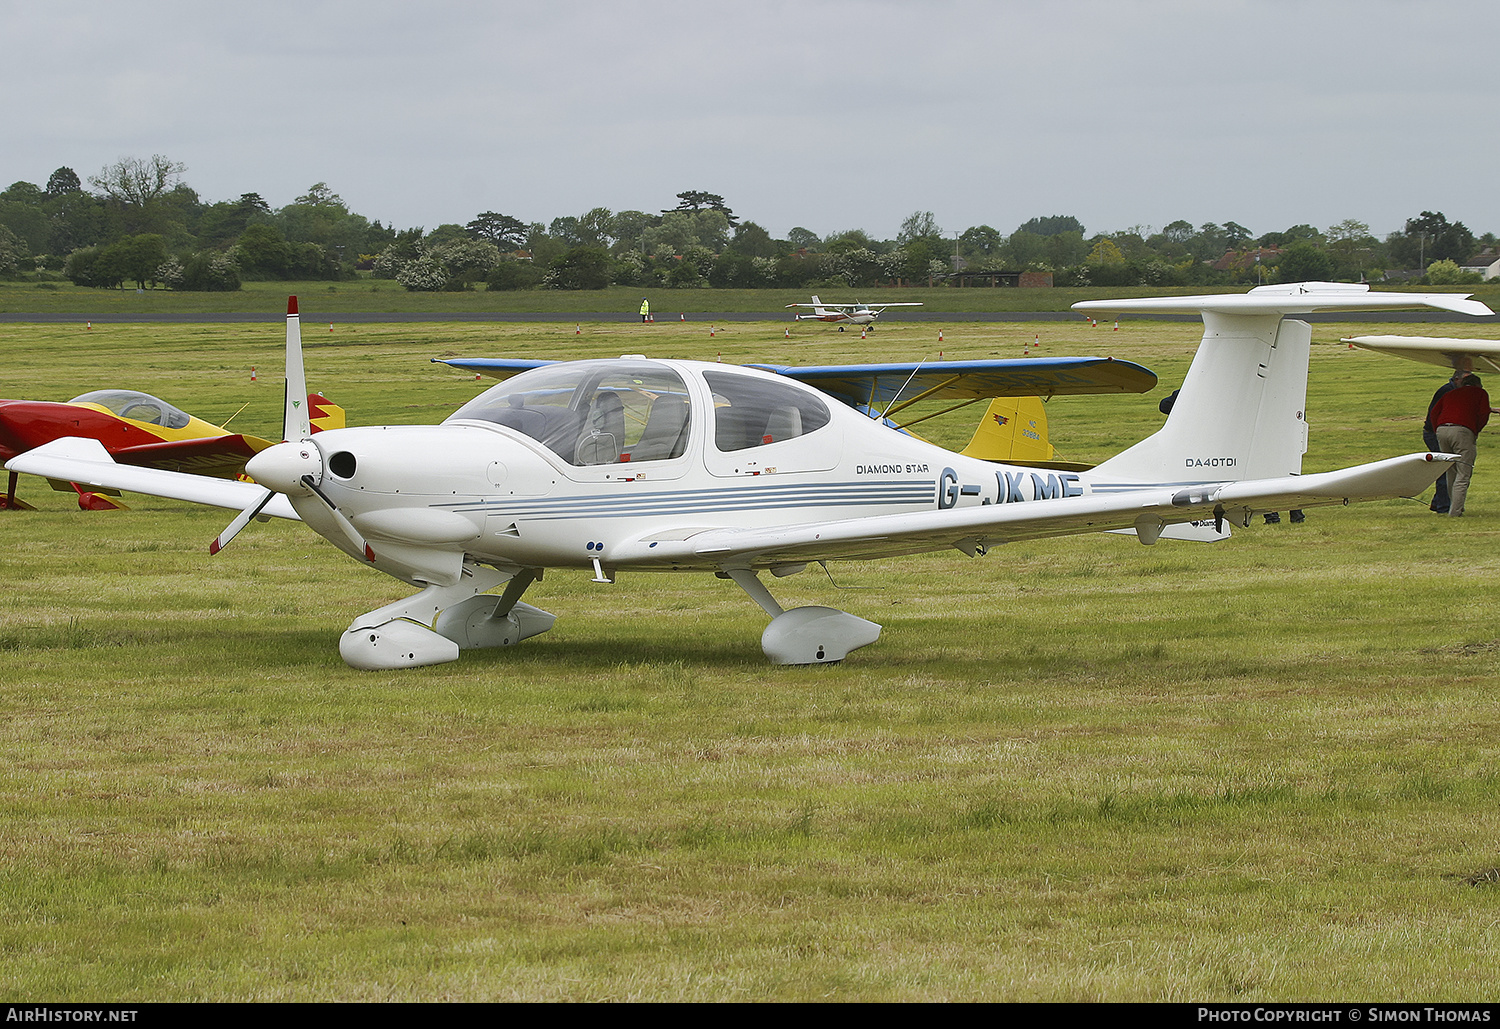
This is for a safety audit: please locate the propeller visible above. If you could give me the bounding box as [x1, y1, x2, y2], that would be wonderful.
[209, 296, 371, 558]
[209, 488, 275, 555]
[298, 473, 376, 563]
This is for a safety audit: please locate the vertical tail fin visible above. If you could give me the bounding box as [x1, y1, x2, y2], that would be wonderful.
[960, 397, 1056, 464]
[1093, 315, 1311, 484]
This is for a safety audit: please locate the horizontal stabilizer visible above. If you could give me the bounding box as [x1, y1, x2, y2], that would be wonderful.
[6, 436, 300, 519]
[1074, 282, 1494, 319]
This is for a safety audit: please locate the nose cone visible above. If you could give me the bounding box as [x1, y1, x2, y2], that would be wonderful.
[246, 439, 323, 493]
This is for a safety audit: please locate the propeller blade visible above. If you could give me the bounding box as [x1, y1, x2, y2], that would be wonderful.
[300, 474, 376, 563]
[283, 296, 311, 441]
[209, 488, 275, 555]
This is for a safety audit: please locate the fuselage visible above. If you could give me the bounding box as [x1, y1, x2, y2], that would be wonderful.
[250, 358, 1096, 585]
[801, 307, 877, 325]
[0, 393, 228, 463]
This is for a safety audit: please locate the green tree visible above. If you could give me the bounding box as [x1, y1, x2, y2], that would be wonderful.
[1326, 219, 1379, 277]
[959, 225, 1003, 261]
[1086, 237, 1126, 265]
[663, 191, 737, 227]
[100, 233, 168, 289]
[1016, 215, 1084, 237]
[1258, 224, 1323, 248]
[1275, 240, 1335, 283]
[486, 259, 545, 291]
[0, 224, 27, 277]
[467, 211, 528, 250]
[88, 155, 188, 235]
[0, 197, 48, 253]
[607, 211, 659, 255]
[1223, 221, 1253, 248]
[727, 221, 777, 258]
[824, 228, 875, 254]
[44, 167, 82, 199]
[274, 183, 368, 271]
[1424, 259, 1481, 286]
[548, 245, 613, 289]
[1388, 211, 1475, 269]
[235, 223, 293, 279]
[786, 227, 821, 252]
[176, 251, 241, 291]
[897, 210, 943, 247]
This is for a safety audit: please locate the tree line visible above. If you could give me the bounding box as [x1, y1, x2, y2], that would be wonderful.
[0, 156, 1493, 292]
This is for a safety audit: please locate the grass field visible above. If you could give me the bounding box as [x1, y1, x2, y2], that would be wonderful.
[2, 316, 1499, 1001]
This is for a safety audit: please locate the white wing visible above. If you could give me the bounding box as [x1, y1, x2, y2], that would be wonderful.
[610, 453, 1451, 570]
[6, 437, 300, 519]
[1346, 335, 1500, 374]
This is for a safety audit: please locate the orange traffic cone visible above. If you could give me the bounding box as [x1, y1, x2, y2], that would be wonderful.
[251, 367, 257, 381]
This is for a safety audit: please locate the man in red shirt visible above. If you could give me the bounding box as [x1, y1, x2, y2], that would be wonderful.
[1429, 374, 1491, 517]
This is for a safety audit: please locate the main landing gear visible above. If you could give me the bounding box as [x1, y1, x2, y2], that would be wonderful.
[722, 568, 880, 665]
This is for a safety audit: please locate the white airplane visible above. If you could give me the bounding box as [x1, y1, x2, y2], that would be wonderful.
[7, 284, 1489, 671]
[785, 296, 922, 330]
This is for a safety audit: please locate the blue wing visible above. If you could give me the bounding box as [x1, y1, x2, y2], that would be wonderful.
[748, 357, 1157, 406]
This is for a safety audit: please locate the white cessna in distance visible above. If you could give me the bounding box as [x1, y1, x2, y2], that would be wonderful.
[8, 284, 1489, 670]
[785, 295, 922, 330]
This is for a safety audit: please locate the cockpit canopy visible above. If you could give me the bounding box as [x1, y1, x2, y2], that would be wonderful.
[444, 359, 831, 466]
[446, 360, 692, 466]
[69, 390, 192, 429]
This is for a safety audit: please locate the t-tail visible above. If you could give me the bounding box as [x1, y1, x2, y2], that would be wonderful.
[1075, 282, 1494, 488]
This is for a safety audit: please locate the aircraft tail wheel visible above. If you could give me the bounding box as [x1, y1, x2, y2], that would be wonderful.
[339, 619, 459, 670]
[761, 606, 881, 665]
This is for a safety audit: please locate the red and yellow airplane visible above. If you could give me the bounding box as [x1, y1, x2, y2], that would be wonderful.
[0, 389, 342, 510]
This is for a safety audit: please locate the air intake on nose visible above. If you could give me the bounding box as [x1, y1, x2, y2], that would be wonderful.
[329, 451, 357, 478]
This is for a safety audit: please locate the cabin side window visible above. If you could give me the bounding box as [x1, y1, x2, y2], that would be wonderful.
[703, 371, 830, 453]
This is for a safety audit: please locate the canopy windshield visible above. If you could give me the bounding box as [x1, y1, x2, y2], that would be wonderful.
[70, 390, 192, 429]
[445, 360, 692, 466]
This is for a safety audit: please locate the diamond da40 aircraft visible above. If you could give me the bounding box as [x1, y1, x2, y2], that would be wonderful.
[7, 285, 1489, 670]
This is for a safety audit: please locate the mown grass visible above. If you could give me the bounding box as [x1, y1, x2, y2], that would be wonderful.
[1, 318, 1498, 1000]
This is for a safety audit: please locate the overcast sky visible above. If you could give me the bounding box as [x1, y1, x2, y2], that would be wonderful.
[5, 0, 1496, 243]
